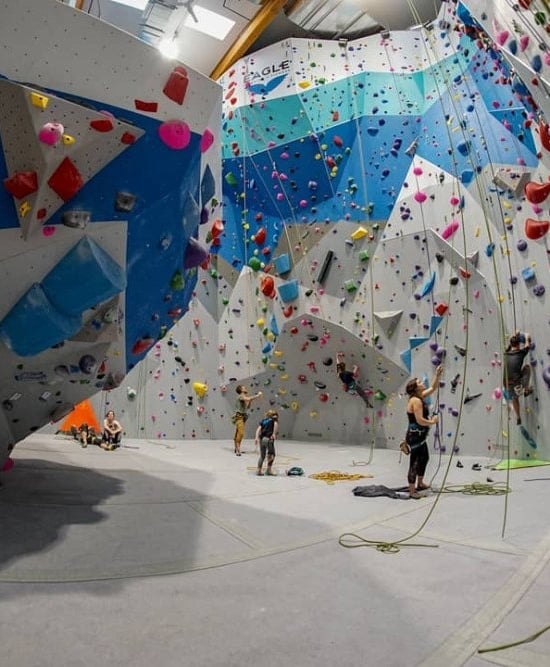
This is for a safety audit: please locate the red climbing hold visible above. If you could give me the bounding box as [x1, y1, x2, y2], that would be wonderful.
[134, 100, 158, 113]
[539, 121, 550, 152]
[131, 337, 155, 355]
[47, 157, 84, 202]
[435, 303, 449, 316]
[3, 170, 38, 199]
[211, 219, 224, 239]
[260, 275, 276, 298]
[525, 218, 549, 240]
[121, 132, 136, 145]
[524, 181, 550, 204]
[254, 227, 266, 245]
[283, 306, 294, 318]
[163, 66, 189, 105]
[90, 117, 114, 132]
[459, 267, 471, 279]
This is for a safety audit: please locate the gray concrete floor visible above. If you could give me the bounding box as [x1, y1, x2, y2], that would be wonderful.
[1, 434, 550, 666]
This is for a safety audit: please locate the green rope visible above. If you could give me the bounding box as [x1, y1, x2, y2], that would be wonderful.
[338, 532, 438, 554]
[438, 482, 510, 496]
[478, 623, 550, 654]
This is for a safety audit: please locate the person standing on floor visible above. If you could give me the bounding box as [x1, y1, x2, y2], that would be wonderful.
[503, 331, 533, 425]
[404, 365, 443, 499]
[102, 410, 123, 450]
[254, 410, 279, 476]
[232, 385, 262, 456]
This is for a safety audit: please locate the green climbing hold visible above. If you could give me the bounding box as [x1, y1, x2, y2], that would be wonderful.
[344, 280, 357, 293]
[225, 172, 238, 186]
[170, 269, 184, 290]
[248, 256, 262, 271]
[374, 390, 386, 401]
[358, 250, 370, 262]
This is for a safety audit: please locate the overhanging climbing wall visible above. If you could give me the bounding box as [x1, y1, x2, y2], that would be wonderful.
[0, 0, 221, 463]
[83, 2, 550, 463]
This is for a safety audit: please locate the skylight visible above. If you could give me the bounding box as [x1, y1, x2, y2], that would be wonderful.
[184, 6, 235, 41]
[111, 0, 149, 10]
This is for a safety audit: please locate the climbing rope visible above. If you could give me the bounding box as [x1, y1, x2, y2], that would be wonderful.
[309, 470, 372, 484]
[478, 622, 550, 654]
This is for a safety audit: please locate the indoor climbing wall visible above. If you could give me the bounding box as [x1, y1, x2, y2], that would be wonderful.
[0, 0, 221, 464]
[96, 1, 549, 461]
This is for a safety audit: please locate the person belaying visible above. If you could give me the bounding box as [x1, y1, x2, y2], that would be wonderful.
[402, 365, 443, 499]
[232, 385, 262, 456]
[335, 352, 373, 408]
[254, 409, 279, 476]
[503, 331, 533, 425]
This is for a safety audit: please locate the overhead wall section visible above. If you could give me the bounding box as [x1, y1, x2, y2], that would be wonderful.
[0, 0, 221, 462]
[90, 1, 549, 461]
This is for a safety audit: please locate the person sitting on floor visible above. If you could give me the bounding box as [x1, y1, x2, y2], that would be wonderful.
[102, 410, 123, 450]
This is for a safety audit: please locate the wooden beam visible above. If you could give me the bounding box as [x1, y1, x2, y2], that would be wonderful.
[210, 0, 288, 80]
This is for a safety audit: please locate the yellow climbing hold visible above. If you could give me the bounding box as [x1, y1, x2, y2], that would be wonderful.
[298, 81, 311, 89]
[192, 381, 208, 398]
[30, 91, 49, 109]
[351, 226, 368, 241]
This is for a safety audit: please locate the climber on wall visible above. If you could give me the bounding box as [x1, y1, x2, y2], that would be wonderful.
[336, 352, 373, 408]
[503, 331, 533, 425]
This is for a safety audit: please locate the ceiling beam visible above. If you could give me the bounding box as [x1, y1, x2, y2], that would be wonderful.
[210, 0, 288, 80]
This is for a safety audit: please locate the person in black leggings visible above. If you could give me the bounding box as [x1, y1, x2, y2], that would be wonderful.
[405, 365, 443, 498]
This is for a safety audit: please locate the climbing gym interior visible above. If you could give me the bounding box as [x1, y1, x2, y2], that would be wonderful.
[0, 1, 548, 464]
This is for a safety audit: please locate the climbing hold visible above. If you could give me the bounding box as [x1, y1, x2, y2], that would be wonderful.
[260, 275, 276, 298]
[158, 120, 191, 150]
[248, 256, 262, 271]
[170, 270, 185, 290]
[163, 66, 189, 105]
[30, 91, 49, 108]
[314, 381, 326, 389]
[542, 366, 550, 389]
[200, 129, 215, 153]
[322, 357, 333, 366]
[420, 272, 436, 298]
[184, 237, 209, 269]
[131, 337, 155, 355]
[435, 303, 448, 316]
[38, 122, 64, 146]
[524, 218, 549, 240]
[278, 280, 299, 302]
[115, 191, 136, 212]
[192, 381, 208, 398]
[253, 227, 266, 245]
[414, 191, 427, 203]
[127, 387, 137, 400]
[350, 227, 368, 241]
[441, 220, 459, 240]
[3, 170, 38, 199]
[319, 392, 329, 402]
[374, 390, 386, 401]
[524, 181, 550, 204]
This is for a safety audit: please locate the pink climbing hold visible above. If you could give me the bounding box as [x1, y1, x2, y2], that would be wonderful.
[158, 120, 191, 150]
[495, 30, 509, 46]
[200, 129, 214, 153]
[449, 196, 460, 206]
[414, 191, 427, 203]
[413, 167, 423, 175]
[441, 219, 460, 240]
[519, 35, 529, 51]
[38, 122, 64, 146]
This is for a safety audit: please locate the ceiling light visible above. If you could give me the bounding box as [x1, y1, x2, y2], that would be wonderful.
[184, 6, 235, 40]
[158, 37, 179, 59]
[111, 0, 149, 10]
